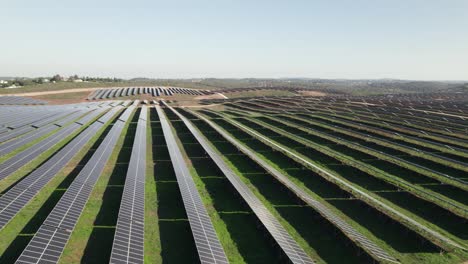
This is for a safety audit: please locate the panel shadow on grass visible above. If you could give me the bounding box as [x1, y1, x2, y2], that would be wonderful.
[218, 213, 286, 264]
[159, 220, 200, 264]
[156, 181, 187, 219]
[379, 191, 468, 240]
[0, 236, 32, 264]
[276, 206, 374, 264]
[328, 199, 439, 253]
[81, 227, 115, 263]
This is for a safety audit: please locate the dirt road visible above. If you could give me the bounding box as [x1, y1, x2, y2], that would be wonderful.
[3, 87, 107, 97]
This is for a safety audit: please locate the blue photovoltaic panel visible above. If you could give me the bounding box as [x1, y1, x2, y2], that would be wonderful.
[166, 105, 314, 264]
[185, 108, 398, 263]
[110, 106, 147, 264]
[156, 105, 228, 264]
[15, 106, 135, 264]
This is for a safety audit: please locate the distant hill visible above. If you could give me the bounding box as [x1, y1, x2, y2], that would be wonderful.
[0, 77, 23, 80]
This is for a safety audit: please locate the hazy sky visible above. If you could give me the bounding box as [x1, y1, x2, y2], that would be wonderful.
[1, 0, 467, 80]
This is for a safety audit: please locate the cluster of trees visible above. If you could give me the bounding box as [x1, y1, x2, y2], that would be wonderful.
[81, 76, 124, 82]
[1, 74, 124, 88]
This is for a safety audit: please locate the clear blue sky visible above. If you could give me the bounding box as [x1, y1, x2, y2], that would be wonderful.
[1, 0, 467, 80]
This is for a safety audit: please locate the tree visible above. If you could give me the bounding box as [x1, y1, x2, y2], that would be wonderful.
[51, 74, 63, 82]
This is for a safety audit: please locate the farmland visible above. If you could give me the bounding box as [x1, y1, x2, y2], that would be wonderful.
[0, 90, 466, 264]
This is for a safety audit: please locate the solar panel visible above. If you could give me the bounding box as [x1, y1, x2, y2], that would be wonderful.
[110, 106, 147, 264]
[15, 106, 135, 264]
[125, 88, 132, 97]
[91, 90, 102, 100]
[0, 96, 47, 105]
[31, 109, 82, 128]
[0, 120, 105, 230]
[165, 105, 315, 264]
[1, 109, 57, 130]
[98, 107, 122, 124]
[0, 109, 89, 155]
[117, 88, 125, 97]
[122, 100, 132, 107]
[186, 109, 399, 263]
[156, 105, 228, 264]
[0, 126, 34, 143]
[87, 90, 98, 100]
[0, 123, 82, 181]
[0, 109, 79, 144]
[110, 89, 119, 98]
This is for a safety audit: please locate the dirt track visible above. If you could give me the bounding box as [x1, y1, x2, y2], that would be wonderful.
[4, 87, 107, 97]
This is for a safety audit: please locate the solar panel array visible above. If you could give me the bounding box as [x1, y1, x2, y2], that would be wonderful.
[156, 105, 229, 264]
[187, 109, 399, 263]
[0, 110, 87, 156]
[0, 96, 47, 105]
[0, 105, 93, 142]
[110, 106, 147, 264]
[0, 111, 103, 181]
[0, 107, 118, 231]
[165, 104, 315, 264]
[15, 106, 134, 264]
[88, 87, 209, 100]
[0, 92, 464, 264]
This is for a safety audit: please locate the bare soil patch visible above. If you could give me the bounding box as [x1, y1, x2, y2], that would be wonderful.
[297, 90, 327, 96]
[7, 87, 105, 97]
[194, 93, 227, 100]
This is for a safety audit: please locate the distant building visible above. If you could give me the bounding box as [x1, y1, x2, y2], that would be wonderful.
[73, 79, 83, 83]
[0, 80, 8, 84]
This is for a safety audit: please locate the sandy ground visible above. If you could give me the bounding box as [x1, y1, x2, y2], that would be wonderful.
[3, 87, 108, 97]
[297, 90, 327, 96]
[194, 93, 227, 100]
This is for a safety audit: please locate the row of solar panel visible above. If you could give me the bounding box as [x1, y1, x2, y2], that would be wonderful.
[87, 87, 209, 100]
[156, 105, 229, 264]
[2, 105, 306, 264]
[177, 107, 398, 263]
[0, 107, 72, 130]
[0, 103, 388, 264]
[16, 106, 135, 263]
[110, 106, 147, 264]
[0, 107, 119, 231]
[0, 101, 122, 138]
[0, 107, 114, 181]
[163, 104, 316, 264]
[0, 96, 47, 105]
